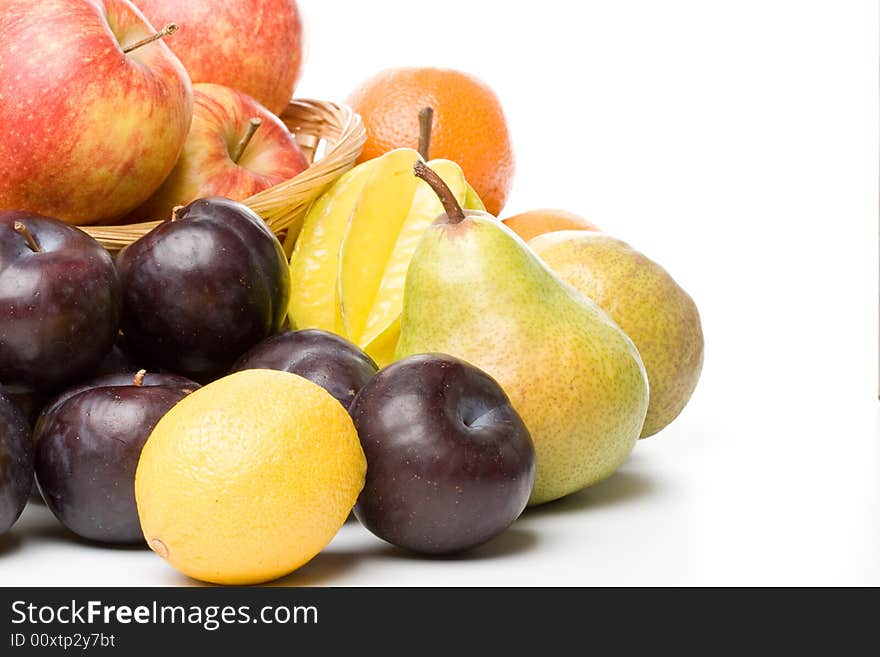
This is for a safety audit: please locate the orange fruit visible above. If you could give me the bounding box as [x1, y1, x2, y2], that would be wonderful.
[502, 209, 600, 243]
[348, 67, 515, 216]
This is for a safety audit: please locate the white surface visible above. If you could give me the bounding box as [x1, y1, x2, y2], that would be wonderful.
[2, 0, 879, 586]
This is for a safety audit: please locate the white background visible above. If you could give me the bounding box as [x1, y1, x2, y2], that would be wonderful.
[2, 0, 879, 586]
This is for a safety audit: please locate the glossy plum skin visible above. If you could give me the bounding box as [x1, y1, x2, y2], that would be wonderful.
[116, 198, 290, 383]
[94, 334, 139, 377]
[34, 373, 198, 544]
[233, 330, 378, 410]
[0, 392, 33, 535]
[2, 388, 48, 504]
[350, 354, 536, 555]
[3, 389, 48, 429]
[0, 212, 121, 392]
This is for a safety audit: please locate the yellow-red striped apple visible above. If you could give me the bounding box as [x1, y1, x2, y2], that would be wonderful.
[0, 0, 193, 225]
[130, 83, 308, 222]
[134, 0, 303, 116]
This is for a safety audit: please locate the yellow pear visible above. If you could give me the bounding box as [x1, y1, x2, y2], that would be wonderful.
[396, 163, 649, 506]
[530, 231, 703, 438]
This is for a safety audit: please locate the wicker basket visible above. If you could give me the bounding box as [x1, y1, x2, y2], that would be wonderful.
[82, 99, 366, 254]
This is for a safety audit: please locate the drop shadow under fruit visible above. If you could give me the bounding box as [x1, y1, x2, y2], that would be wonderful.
[269, 549, 364, 587]
[524, 470, 658, 517]
[0, 531, 23, 558]
[371, 526, 539, 563]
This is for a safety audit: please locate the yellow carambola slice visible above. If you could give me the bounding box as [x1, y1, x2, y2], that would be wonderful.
[339, 158, 470, 365]
[464, 183, 486, 212]
[288, 160, 375, 334]
[364, 181, 487, 366]
[358, 318, 402, 370]
[338, 149, 423, 347]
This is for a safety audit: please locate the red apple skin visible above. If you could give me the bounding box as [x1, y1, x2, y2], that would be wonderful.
[134, 0, 303, 116]
[0, 0, 193, 225]
[130, 83, 309, 222]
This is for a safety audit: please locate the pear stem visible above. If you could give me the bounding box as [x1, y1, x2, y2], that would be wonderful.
[231, 118, 262, 164]
[413, 161, 466, 224]
[418, 107, 434, 160]
[133, 370, 147, 387]
[123, 23, 178, 54]
[13, 222, 40, 252]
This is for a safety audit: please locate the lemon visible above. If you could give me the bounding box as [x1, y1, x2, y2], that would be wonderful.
[134, 369, 366, 585]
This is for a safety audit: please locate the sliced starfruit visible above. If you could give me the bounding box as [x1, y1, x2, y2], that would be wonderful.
[358, 318, 402, 370]
[288, 160, 375, 334]
[464, 183, 486, 212]
[339, 158, 478, 366]
[337, 149, 424, 347]
[288, 148, 485, 367]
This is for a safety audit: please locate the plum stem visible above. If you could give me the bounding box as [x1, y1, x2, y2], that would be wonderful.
[171, 206, 184, 222]
[13, 222, 40, 252]
[418, 107, 434, 160]
[122, 23, 178, 54]
[413, 161, 466, 224]
[231, 118, 262, 164]
[133, 370, 147, 387]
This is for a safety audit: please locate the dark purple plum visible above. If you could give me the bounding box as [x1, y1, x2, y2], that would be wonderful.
[350, 354, 536, 555]
[2, 387, 44, 504]
[0, 212, 120, 392]
[0, 392, 33, 535]
[116, 197, 290, 383]
[1, 388, 48, 429]
[34, 371, 199, 544]
[94, 333, 139, 377]
[1, 387, 48, 504]
[233, 330, 378, 410]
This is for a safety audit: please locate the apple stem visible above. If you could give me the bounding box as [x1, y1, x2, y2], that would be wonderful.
[413, 161, 466, 225]
[122, 23, 178, 55]
[231, 118, 263, 164]
[133, 370, 147, 387]
[13, 222, 41, 252]
[418, 107, 434, 160]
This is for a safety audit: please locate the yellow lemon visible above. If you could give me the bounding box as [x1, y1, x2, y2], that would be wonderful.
[135, 369, 366, 585]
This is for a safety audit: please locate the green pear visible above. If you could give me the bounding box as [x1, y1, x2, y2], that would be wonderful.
[396, 163, 650, 506]
[529, 231, 703, 438]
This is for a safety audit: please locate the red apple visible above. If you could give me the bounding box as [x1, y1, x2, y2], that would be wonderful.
[130, 83, 309, 221]
[0, 0, 193, 225]
[134, 0, 303, 116]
